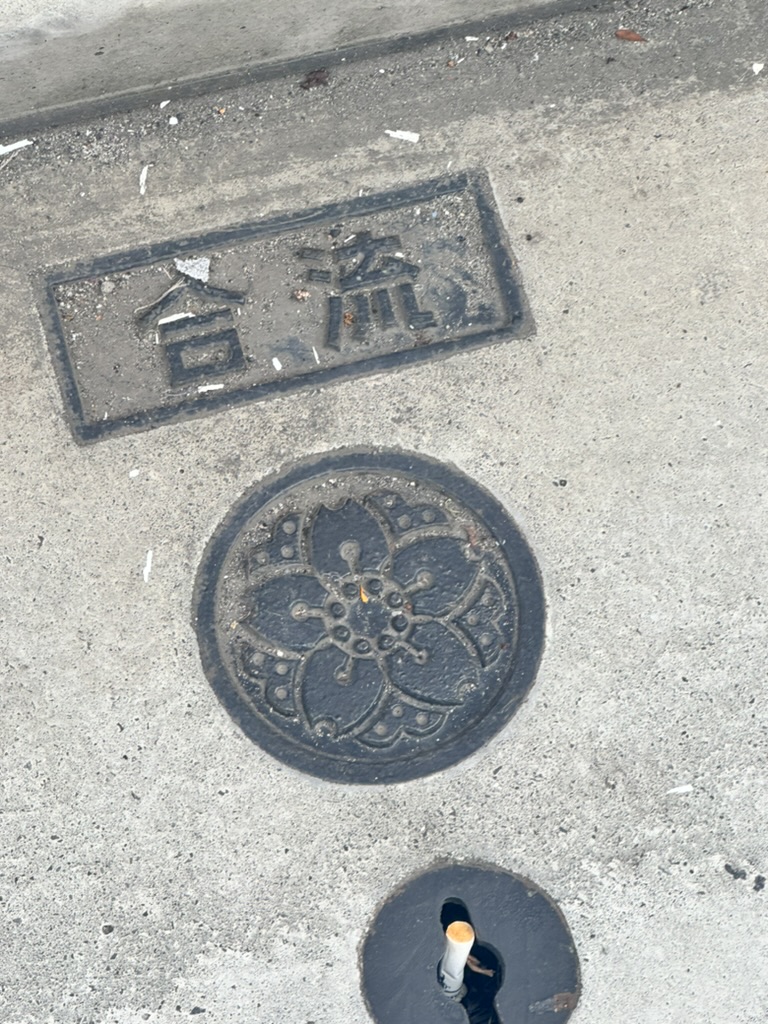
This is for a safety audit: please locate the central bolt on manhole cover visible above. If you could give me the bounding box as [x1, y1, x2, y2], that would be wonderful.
[193, 449, 544, 783]
[361, 864, 580, 1024]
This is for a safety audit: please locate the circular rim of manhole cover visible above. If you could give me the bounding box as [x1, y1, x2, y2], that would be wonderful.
[193, 448, 544, 784]
[360, 862, 581, 1024]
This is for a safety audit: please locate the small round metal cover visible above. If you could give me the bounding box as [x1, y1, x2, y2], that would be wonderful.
[193, 449, 544, 783]
[361, 863, 580, 1024]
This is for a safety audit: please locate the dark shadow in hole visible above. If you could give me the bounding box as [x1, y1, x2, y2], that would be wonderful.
[440, 898, 505, 1024]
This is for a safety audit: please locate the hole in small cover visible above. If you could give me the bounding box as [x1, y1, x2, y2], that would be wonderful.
[439, 898, 504, 1024]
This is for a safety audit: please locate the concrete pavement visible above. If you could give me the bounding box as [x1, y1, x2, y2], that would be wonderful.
[1, 1, 767, 1021]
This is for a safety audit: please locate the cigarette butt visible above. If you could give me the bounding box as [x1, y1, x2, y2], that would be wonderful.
[446, 921, 474, 944]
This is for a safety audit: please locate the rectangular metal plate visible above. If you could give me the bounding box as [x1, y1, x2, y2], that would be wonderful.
[43, 172, 533, 442]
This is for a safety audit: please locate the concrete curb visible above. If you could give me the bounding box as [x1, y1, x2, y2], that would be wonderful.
[1, 0, 613, 135]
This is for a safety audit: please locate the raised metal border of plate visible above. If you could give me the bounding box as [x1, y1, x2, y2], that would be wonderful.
[41, 171, 533, 442]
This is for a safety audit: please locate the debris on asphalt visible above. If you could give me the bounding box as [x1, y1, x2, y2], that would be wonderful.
[490, 35, 514, 53]
[157, 311, 193, 326]
[615, 28, 647, 42]
[755, 875, 766, 892]
[198, 383, 225, 393]
[666, 784, 694, 795]
[143, 550, 153, 583]
[272, 356, 283, 371]
[300, 68, 329, 89]
[293, 288, 311, 301]
[0, 151, 20, 172]
[0, 138, 33, 156]
[160, 99, 171, 108]
[168, 116, 179, 126]
[530, 993, 577, 1014]
[174, 256, 210, 282]
[312, 346, 320, 364]
[139, 164, 150, 195]
[134, 280, 184, 315]
[465, 36, 479, 42]
[385, 129, 420, 143]
[753, 62, 764, 74]
[724, 863, 747, 880]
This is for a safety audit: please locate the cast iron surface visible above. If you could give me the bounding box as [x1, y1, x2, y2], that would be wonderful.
[361, 863, 580, 1024]
[194, 449, 544, 783]
[42, 172, 532, 442]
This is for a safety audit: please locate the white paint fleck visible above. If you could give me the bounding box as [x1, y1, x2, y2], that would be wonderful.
[139, 164, 150, 195]
[157, 312, 195, 325]
[198, 383, 225, 392]
[168, 116, 179, 126]
[0, 138, 33, 156]
[666, 784, 694, 795]
[753, 62, 765, 75]
[272, 356, 283, 371]
[384, 129, 420, 143]
[129, 468, 140, 478]
[160, 99, 171, 108]
[143, 550, 153, 583]
[312, 346, 320, 364]
[174, 256, 210, 282]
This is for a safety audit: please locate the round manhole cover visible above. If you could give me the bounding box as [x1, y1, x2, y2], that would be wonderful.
[194, 449, 544, 783]
[361, 863, 580, 1024]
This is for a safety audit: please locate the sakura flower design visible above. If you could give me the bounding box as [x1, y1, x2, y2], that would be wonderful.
[234, 495, 510, 750]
